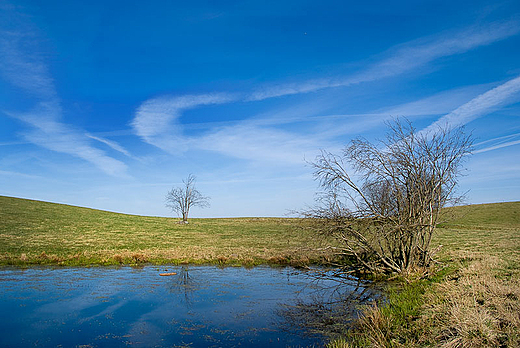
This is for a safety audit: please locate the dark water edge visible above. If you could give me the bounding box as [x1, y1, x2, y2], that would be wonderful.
[0, 265, 378, 347]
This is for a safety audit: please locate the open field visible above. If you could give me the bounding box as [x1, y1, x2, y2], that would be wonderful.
[0, 195, 334, 266]
[336, 201, 520, 348]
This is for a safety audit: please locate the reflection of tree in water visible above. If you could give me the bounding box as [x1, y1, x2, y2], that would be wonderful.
[167, 266, 200, 307]
[278, 270, 381, 340]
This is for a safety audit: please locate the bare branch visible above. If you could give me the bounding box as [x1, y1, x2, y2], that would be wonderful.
[303, 118, 473, 274]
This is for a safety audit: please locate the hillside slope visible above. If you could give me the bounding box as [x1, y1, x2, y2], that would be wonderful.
[1, 196, 518, 266]
[440, 201, 520, 229]
[0, 195, 327, 265]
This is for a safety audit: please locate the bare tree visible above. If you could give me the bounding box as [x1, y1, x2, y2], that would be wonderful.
[166, 174, 210, 223]
[305, 119, 473, 274]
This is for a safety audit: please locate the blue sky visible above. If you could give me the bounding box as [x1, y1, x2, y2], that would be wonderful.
[1, 0, 519, 217]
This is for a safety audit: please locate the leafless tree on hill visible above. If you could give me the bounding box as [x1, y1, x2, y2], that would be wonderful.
[166, 174, 210, 223]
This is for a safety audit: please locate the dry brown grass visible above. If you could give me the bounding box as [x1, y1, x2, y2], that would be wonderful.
[343, 255, 520, 348]
[424, 253, 520, 348]
[329, 202, 520, 348]
[357, 303, 394, 348]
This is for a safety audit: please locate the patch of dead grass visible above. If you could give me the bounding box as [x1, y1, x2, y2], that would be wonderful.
[331, 250, 520, 348]
[356, 302, 394, 348]
[423, 253, 520, 348]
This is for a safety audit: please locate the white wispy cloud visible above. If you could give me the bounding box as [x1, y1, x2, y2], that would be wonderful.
[0, 5, 130, 177]
[132, 93, 237, 138]
[199, 124, 322, 164]
[132, 91, 341, 164]
[382, 84, 492, 117]
[424, 75, 520, 131]
[86, 134, 133, 158]
[132, 83, 508, 164]
[474, 139, 520, 153]
[354, 20, 520, 81]
[0, 32, 56, 99]
[0, 169, 45, 180]
[132, 95, 325, 164]
[246, 78, 338, 102]
[474, 132, 520, 146]
[133, 20, 520, 165]
[246, 19, 520, 101]
[131, 93, 237, 153]
[311, 85, 494, 139]
[8, 103, 129, 177]
[473, 132, 520, 153]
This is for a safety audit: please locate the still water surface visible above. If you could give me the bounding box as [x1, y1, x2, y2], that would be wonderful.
[0, 266, 375, 347]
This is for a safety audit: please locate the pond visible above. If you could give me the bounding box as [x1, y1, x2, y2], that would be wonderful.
[0, 265, 378, 347]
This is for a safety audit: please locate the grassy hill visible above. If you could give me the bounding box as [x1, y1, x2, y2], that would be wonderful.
[440, 201, 520, 229]
[0, 195, 331, 266]
[1, 195, 518, 267]
[434, 202, 520, 263]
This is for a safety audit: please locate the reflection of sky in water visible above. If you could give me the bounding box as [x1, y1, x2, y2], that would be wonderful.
[0, 266, 375, 347]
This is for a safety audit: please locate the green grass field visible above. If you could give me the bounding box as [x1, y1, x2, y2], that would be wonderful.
[436, 202, 520, 263]
[0, 195, 333, 266]
[1, 196, 518, 268]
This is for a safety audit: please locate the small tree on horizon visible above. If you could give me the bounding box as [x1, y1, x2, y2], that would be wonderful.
[166, 174, 210, 223]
